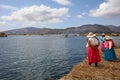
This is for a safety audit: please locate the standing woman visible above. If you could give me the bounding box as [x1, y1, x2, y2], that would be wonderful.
[100, 33, 105, 53]
[104, 35, 117, 61]
[86, 32, 101, 67]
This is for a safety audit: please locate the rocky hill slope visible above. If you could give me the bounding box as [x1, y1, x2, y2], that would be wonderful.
[3, 24, 120, 35]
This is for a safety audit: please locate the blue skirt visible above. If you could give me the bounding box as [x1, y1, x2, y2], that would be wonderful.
[104, 48, 117, 61]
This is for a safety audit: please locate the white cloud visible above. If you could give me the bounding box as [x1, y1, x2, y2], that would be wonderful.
[0, 21, 8, 26]
[82, 13, 86, 16]
[53, 0, 72, 6]
[77, 15, 83, 19]
[66, 14, 71, 17]
[90, 0, 120, 17]
[0, 4, 69, 25]
[76, 13, 86, 19]
[0, 5, 18, 10]
[0, 19, 16, 27]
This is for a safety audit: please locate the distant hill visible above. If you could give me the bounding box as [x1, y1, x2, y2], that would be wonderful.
[4, 27, 39, 35]
[65, 24, 114, 34]
[105, 25, 120, 33]
[3, 24, 120, 35]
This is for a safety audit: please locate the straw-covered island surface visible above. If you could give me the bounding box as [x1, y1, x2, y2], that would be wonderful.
[60, 48, 120, 80]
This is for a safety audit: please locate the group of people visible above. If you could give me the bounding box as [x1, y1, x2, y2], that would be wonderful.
[86, 32, 117, 67]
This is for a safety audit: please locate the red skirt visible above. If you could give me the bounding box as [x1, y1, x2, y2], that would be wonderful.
[87, 47, 101, 63]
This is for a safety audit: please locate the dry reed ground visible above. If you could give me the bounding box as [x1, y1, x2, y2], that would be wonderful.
[60, 48, 120, 80]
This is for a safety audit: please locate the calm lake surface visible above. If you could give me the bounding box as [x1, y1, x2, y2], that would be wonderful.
[0, 35, 87, 80]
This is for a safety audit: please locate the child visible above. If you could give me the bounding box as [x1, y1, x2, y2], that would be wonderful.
[100, 33, 105, 53]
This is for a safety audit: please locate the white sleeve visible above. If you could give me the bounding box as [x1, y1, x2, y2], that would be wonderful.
[109, 41, 112, 49]
[86, 38, 90, 47]
[86, 43, 88, 47]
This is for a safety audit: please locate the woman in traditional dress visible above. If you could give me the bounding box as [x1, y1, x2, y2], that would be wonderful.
[104, 35, 117, 61]
[86, 32, 101, 67]
[100, 33, 105, 53]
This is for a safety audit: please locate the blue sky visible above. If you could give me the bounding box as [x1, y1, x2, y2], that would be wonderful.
[0, 0, 120, 31]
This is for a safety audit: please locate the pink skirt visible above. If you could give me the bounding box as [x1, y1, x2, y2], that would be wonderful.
[87, 47, 101, 63]
[100, 43, 104, 52]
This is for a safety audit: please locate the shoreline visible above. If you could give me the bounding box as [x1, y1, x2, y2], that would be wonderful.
[60, 48, 120, 80]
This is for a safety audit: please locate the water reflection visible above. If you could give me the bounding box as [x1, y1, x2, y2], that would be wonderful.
[0, 35, 87, 80]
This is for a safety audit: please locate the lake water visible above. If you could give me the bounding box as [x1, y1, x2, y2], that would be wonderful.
[0, 35, 87, 80]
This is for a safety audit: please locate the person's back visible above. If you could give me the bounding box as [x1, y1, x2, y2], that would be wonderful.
[104, 39, 115, 49]
[104, 35, 116, 61]
[86, 32, 101, 67]
[89, 37, 99, 47]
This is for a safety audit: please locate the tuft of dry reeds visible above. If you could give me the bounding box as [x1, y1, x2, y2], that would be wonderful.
[60, 48, 120, 80]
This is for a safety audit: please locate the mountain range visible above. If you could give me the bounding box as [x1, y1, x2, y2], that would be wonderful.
[3, 24, 120, 35]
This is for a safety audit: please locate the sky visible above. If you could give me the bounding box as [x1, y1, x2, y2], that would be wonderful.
[0, 0, 120, 31]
